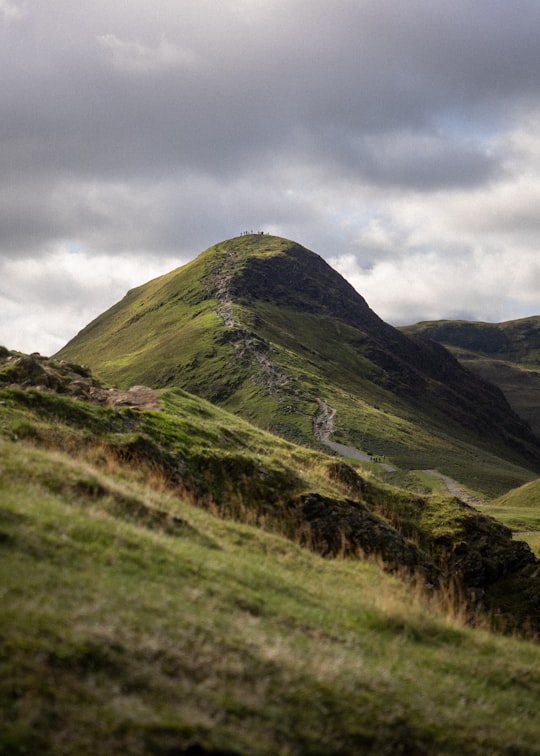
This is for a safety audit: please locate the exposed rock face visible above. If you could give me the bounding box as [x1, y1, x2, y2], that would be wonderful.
[0, 351, 159, 411]
[289, 492, 434, 573]
[7, 354, 58, 388]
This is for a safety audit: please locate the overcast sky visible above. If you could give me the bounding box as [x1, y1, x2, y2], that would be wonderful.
[2, 0, 540, 355]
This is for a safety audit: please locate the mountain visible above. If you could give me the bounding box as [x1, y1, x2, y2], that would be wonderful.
[56, 235, 540, 495]
[400, 317, 540, 438]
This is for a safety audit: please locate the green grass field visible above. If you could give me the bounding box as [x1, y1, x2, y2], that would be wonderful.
[1, 437, 540, 755]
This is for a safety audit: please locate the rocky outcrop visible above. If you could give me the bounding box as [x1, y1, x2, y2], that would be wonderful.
[211, 247, 291, 400]
[0, 351, 159, 411]
[312, 398, 335, 442]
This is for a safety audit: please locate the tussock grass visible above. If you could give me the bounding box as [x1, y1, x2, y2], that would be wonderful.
[1, 436, 540, 755]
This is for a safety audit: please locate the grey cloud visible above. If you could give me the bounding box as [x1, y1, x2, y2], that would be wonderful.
[0, 0, 26, 24]
[2, 1, 540, 352]
[4, 0, 540, 188]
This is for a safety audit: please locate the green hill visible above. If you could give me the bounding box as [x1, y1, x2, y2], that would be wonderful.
[55, 235, 540, 496]
[400, 317, 540, 438]
[1, 351, 540, 753]
[473, 478, 540, 558]
[1, 349, 538, 632]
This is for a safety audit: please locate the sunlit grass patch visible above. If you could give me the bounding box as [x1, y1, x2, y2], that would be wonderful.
[514, 532, 540, 556]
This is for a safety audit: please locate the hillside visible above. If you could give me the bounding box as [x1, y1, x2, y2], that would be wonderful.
[1, 349, 539, 632]
[400, 317, 540, 438]
[55, 235, 540, 496]
[3, 438, 540, 754]
[1, 350, 540, 753]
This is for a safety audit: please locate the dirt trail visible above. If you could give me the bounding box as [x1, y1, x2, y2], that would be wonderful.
[213, 246, 236, 328]
[324, 438, 395, 471]
[312, 400, 395, 470]
[80, 383, 160, 411]
[421, 469, 484, 506]
[312, 399, 336, 442]
[213, 249, 290, 399]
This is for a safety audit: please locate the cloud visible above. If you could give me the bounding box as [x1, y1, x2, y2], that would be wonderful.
[97, 33, 205, 75]
[330, 244, 540, 326]
[346, 131, 499, 190]
[0, 0, 26, 24]
[0, 248, 180, 355]
[1, 1, 540, 353]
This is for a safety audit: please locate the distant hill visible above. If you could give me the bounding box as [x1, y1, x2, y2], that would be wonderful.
[400, 317, 540, 438]
[488, 477, 540, 540]
[56, 235, 540, 496]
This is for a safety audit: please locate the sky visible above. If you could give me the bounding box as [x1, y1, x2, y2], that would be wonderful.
[1, 0, 540, 355]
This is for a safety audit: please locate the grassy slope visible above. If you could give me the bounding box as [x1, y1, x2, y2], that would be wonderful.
[2, 436, 540, 755]
[56, 252, 239, 394]
[474, 478, 540, 557]
[400, 317, 540, 438]
[1, 363, 539, 632]
[53, 238, 289, 392]
[55, 237, 540, 497]
[236, 300, 539, 497]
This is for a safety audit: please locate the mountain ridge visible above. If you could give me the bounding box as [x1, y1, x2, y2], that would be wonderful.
[55, 234, 540, 494]
[401, 317, 540, 438]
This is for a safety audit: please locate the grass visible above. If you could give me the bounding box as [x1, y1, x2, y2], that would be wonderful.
[1, 378, 539, 636]
[476, 503, 540, 533]
[1, 436, 540, 755]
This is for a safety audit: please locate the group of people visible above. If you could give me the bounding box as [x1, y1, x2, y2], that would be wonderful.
[239, 230, 267, 236]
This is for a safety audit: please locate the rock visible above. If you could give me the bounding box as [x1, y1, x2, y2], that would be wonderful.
[13, 355, 51, 387]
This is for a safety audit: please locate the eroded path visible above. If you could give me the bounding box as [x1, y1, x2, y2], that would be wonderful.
[212, 248, 290, 399]
[103, 386, 160, 411]
[421, 469, 484, 506]
[312, 398, 336, 442]
[313, 399, 396, 470]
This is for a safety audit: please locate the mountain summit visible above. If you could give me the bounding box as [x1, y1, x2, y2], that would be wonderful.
[56, 234, 540, 492]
